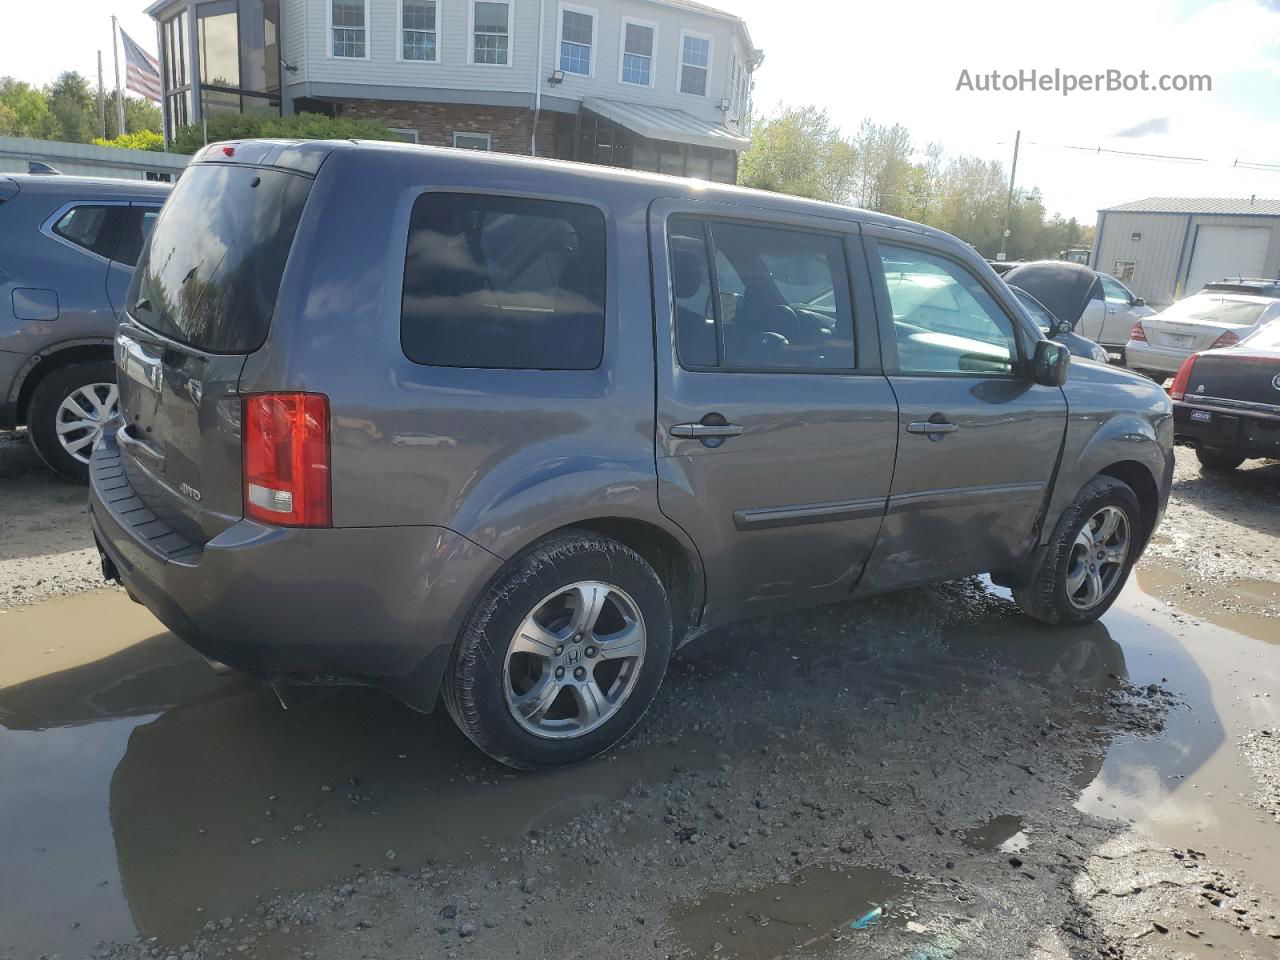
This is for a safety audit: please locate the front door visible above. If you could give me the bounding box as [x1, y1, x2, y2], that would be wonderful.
[649, 203, 899, 627]
[857, 232, 1068, 592]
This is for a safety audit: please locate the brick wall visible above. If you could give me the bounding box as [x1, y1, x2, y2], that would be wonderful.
[337, 100, 558, 156]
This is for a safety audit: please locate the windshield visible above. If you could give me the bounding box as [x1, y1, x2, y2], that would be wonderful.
[1013, 289, 1055, 333]
[129, 163, 313, 353]
[1159, 296, 1269, 328]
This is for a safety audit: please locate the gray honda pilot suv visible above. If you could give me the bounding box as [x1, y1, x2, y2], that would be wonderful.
[90, 140, 1174, 769]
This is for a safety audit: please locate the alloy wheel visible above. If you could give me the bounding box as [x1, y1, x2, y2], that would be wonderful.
[55, 383, 118, 465]
[1065, 505, 1130, 610]
[502, 581, 647, 740]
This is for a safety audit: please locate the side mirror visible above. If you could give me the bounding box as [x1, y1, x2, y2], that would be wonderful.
[1032, 339, 1071, 387]
[1132, 297, 1145, 307]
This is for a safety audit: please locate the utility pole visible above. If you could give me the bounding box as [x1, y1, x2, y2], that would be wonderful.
[97, 51, 107, 139]
[111, 15, 126, 136]
[998, 129, 1021, 262]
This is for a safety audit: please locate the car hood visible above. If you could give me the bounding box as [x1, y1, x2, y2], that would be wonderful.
[1003, 261, 1102, 329]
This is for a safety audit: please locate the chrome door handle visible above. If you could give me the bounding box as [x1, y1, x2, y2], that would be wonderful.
[906, 420, 958, 436]
[670, 423, 744, 439]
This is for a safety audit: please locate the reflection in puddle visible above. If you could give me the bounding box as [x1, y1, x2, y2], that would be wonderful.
[671, 865, 924, 959]
[960, 815, 1029, 855]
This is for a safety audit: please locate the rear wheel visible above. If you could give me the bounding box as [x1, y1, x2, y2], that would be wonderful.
[1196, 448, 1245, 473]
[27, 360, 118, 483]
[1014, 476, 1140, 626]
[443, 531, 673, 769]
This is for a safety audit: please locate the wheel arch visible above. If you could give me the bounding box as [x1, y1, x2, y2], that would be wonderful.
[1096, 459, 1161, 554]
[11, 339, 114, 425]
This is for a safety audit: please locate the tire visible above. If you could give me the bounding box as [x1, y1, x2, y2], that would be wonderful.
[1013, 476, 1141, 627]
[26, 360, 118, 483]
[1196, 448, 1245, 473]
[443, 530, 673, 770]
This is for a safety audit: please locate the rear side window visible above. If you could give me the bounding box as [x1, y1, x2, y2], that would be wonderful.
[52, 205, 125, 259]
[401, 193, 606, 370]
[130, 164, 312, 353]
[668, 216, 855, 371]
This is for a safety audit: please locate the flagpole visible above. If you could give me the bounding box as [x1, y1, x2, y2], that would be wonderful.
[111, 15, 126, 136]
[97, 51, 107, 139]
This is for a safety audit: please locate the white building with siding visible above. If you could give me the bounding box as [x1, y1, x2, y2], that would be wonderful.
[1092, 197, 1280, 306]
[146, 0, 761, 181]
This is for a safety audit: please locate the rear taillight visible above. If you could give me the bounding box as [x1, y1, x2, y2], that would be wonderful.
[1129, 321, 1147, 343]
[1168, 354, 1198, 400]
[243, 393, 331, 527]
[1209, 330, 1240, 349]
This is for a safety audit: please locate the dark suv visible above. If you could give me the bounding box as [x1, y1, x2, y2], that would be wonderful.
[1, 174, 169, 481]
[91, 140, 1174, 769]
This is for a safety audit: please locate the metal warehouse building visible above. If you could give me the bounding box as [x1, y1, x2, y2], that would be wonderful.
[1091, 197, 1280, 307]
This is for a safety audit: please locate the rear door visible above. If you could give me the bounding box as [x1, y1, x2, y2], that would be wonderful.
[114, 161, 312, 545]
[858, 229, 1068, 591]
[1099, 274, 1143, 346]
[649, 201, 898, 626]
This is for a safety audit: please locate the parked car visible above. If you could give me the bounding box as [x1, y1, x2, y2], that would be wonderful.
[1169, 320, 1280, 472]
[0, 174, 169, 481]
[90, 140, 1174, 769]
[1126, 288, 1280, 381]
[1008, 284, 1111, 363]
[1002, 261, 1153, 359]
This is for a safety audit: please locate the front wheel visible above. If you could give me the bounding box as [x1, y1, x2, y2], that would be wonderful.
[1196, 448, 1245, 473]
[1014, 476, 1141, 626]
[443, 531, 673, 769]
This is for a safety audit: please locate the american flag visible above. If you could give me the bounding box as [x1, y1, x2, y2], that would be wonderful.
[121, 29, 162, 102]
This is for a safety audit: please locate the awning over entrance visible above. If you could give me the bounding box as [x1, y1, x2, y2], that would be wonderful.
[582, 97, 749, 152]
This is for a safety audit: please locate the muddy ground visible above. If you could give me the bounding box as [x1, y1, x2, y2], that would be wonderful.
[1, 432, 1279, 960]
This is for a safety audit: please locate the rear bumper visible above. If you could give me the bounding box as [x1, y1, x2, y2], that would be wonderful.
[89, 429, 503, 709]
[1173, 400, 1280, 460]
[1125, 340, 1189, 376]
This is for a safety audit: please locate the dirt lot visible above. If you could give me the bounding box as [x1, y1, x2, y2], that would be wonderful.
[1, 433, 1279, 960]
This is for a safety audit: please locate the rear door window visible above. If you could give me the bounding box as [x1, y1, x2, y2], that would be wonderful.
[131, 164, 313, 353]
[668, 216, 855, 371]
[112, 206, 161, 268]
[401, 193, 607, 370]
[51, 204, 125, 259]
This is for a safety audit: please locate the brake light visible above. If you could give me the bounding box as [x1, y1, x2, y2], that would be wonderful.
[243, 393, 331, 527]
[1168, 354, 1198, 400]
[1209, 329, 1240, 349]
[1130, 321, 1147, 343]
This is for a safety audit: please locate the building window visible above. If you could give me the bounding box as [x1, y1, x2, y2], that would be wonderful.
[389, 128, 420, 143]
[400, 0, 437, 61]
[558, 5, 595, 76]
[620, 19, 654, 86]
[679, 32, 710, 96]
[453, 132, 491, 150]
[331, 0, 367, 58]
[1113, 260, 1137, 283]
[471, 1, 510, 65]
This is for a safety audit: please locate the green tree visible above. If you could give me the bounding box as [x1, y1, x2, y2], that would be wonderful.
[736, 105, 858, 203]
[45, 71, 96, 142]
[0, 77, 52, 138]
[171, 110, 401, 154]
[102, 91, 164, 139]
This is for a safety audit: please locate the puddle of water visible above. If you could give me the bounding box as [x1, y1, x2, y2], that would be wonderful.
[1137, 563, 1280, 646]
[671, 865, 925, 960]
[0, 590, 716, 957]
[960, 815, 1029, 855]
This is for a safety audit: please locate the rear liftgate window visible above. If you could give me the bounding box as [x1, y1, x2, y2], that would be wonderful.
[401, 193, 607, 369]
[131, 163, 313, 353]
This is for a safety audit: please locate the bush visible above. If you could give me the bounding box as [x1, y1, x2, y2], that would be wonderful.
[171, 110, 400, 155]
[91, 130, 166, 152]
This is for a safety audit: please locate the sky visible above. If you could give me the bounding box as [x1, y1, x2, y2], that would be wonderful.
[2, 0, 1278, 222]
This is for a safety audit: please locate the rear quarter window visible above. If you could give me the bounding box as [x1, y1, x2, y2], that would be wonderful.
[400, 193, 606, 370]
